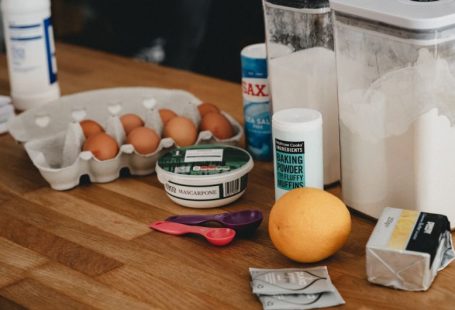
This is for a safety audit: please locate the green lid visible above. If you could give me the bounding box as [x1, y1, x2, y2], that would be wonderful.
[157, 145, 251, 176]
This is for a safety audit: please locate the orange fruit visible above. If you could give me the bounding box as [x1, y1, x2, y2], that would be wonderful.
[269, 188, 351, 263]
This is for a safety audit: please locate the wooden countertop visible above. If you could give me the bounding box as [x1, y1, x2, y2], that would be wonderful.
[0, 43, 454, 309]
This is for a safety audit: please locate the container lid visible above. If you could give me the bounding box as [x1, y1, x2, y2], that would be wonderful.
[1, 0, 50, 13]
[265, 0, 329, 9]
[156, 144, 253, 183]
[272, 108, 322, 132]
[241, 43, 267, 59]
[330, 0, 455, 30]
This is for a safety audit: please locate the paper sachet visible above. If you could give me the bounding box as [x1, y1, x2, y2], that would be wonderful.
[249, 266, 345, 310]
[259, 291, 345, 310]
[249, 267, 336, 295]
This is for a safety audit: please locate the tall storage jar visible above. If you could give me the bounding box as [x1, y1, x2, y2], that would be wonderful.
[331, 0, 455, 228]
[262, 0, 340, 185]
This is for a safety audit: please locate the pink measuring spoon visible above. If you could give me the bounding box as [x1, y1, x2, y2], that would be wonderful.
[149, 221, 236, 246]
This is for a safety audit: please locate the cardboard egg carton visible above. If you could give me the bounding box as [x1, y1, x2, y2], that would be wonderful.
[8, 87, 243, 190]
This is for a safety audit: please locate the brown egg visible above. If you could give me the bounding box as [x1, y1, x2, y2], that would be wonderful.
[82, 133, 119, 160]
[200, 112, 234, 140]
[127, 127, 160, 155]
[197, 102, 220, 117]
[159, 109, 177, 124]
[120, 113, 144, 135]
[80, 120, 104, 138]
[163, 116, 197, 147]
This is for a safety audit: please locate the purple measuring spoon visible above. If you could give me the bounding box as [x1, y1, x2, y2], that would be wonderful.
[166, 209, 263, 233]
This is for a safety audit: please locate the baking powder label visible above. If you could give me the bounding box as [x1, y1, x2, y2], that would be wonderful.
[275, 139, 305, 190]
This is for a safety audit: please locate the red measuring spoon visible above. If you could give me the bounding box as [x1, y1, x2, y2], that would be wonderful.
[149, 221, 236, 246]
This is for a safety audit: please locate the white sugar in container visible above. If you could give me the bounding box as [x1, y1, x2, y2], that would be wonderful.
[331, 0, 455, 228]
[272, 108, 323, 200]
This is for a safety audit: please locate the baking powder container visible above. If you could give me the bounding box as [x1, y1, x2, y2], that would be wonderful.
[241, 43, 272, 161]
[272, 108, 323, 200]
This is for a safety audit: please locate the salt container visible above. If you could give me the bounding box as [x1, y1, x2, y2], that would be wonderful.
[262, 0, 340, 185]
[331, 0, 455, 228]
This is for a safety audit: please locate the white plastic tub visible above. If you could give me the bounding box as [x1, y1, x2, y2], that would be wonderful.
[156, 145, 254, 208]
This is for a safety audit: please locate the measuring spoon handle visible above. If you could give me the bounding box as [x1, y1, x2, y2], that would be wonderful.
[150, 221, 208, 236]
[166, 214, 220, 226]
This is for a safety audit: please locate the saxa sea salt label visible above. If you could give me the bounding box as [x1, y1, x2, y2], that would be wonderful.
[241, 44, 272, 161]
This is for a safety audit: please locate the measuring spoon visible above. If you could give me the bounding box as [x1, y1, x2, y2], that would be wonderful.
[166, 209, 263, 233]
[149, 221, 236, 246]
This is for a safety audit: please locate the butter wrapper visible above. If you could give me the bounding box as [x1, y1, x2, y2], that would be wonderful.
[366, 207, 455, 291]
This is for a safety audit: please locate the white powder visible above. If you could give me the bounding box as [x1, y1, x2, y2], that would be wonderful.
[339, 48, 455, 227]
[341, 49, 455, 141]
[269, 47, 340, 184]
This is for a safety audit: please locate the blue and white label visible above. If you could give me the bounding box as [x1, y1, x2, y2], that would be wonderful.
[241, 51, 272, 161]
[43, 17, 57, 84]
[6, 16, 58, 90]
[244, 101, 272, 159]
[8, 22, 43, 68]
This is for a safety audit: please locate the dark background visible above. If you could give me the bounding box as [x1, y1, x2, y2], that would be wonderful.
[51, 0, 265, 82]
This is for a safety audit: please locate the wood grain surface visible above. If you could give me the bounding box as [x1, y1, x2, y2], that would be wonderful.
[0, 43, 454, 309]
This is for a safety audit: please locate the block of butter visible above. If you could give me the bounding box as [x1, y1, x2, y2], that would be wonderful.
[366, 207, 455, 291]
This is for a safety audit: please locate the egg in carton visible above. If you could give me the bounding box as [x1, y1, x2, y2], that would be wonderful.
[8, 87, 243, 190]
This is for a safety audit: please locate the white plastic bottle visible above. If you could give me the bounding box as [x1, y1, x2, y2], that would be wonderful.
[1, 0, 60, 110]
[272, 108, 324, 200]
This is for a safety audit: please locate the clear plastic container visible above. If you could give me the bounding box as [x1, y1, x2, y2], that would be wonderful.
[262, 0, 340, 185]
[331, 0, 455, 228]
